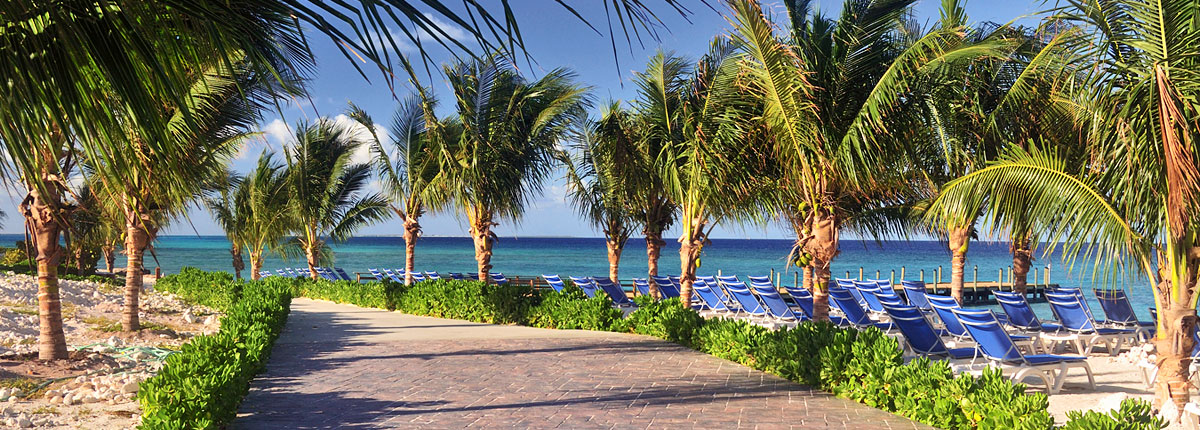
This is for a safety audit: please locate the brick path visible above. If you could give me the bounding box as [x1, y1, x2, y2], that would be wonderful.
[235, 298, 930, 429]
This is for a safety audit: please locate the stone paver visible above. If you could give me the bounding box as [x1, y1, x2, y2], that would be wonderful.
[235, 298, 930, 429]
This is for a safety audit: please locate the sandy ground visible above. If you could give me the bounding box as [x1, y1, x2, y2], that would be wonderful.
[0, 273, 220, 429]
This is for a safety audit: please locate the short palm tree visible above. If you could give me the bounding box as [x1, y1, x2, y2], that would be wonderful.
[350, 92, 449, 285]
[565, 107, 639, 284]
[212, 152, 293, 280]
[285, 119, 391, 279]
[444, 54, 590, 281]
[208, 173, 248, 279]
[929, 0, 1200, 417]
[729, 0, 988, 319]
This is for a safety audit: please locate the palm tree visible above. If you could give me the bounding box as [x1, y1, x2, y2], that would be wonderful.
[285, 118, 391, 279]
[728, 0, 987, 319]
[91, 58, 273, 331]
[350, 92, 449, 285]
[208, 173, 247, 279]
[645, 41, 775, 307]
[928, 0, 1200, 417]
[444, 54, 591, 281]
[565, 106, 640, 285]
[210, 152, 293, 281]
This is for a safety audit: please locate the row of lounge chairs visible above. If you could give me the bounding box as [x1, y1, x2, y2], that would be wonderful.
[260, 267, 354, 281]
[365, 269, 512, 285]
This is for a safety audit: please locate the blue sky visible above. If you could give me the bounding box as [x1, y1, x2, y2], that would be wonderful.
[1, 0, 1043, 239]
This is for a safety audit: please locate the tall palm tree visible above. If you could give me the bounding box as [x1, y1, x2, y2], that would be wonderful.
[285, 119, 391, 279]
[929, 0, 1200, 417]
[565, 107, 639, 285]
[350, 92, 450, 285]
[91, 58, 272, 332]
[729, 0, 987, 319]
[444, 54, 591, 281]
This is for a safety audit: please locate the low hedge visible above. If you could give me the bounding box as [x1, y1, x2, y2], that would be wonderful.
[151, 269, 1162, 429]
[155, 267, 242, 311]
[138, 274, 295, 429]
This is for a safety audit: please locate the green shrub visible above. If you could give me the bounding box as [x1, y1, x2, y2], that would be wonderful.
[617, 298, 704, 347]
[1061, 399, 1165, 430]
[398, 280, 533, 324]
[155, 267, 241, 310]
[137, 278, 292, 429]
[293, 279, 397, 309]
[526, 286, 623, 330]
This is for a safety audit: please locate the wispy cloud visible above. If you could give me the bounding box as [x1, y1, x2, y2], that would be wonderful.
[367, 13, 468, 54]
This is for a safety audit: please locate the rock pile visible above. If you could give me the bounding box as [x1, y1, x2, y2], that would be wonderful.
[44, 370, 150, 406]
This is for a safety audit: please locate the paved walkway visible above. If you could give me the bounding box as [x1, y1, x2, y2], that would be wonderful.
[235, 298, 929, 429]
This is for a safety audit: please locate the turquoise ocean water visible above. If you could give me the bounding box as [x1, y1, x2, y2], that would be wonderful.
[0, 234, 1156, 318]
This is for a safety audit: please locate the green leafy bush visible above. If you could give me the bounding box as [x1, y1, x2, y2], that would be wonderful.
[1061, 399, 1166, 430]
[137, 277, 293, 429]
[617, 298, 705, 347]
[293, 279, 398, 310]
[526, 286, 623, 330]
[398, 280, 533, 324]
[155, 267, 241, 310]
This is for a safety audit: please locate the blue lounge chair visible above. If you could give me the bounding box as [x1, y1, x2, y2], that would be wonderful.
[747, 275, 772, 285]
[1093, 289, 1154, 337]
[953, 308, 1095, 394]
[853, 281, 888, 314]
[410, 272, 426, 283]
[334, 267, 353, 281]
[448, 272, 465, 280]
[900, 280, 932, 310]
[466, 272, 478, 280]
[716, 275, 741, 285]
[882, 304, 976, 360]
[633, 278, 651, 296]
[993, 291, 1063, 333]
[927, 294, 977, 342]
[424, 271, 442, 281]
[692, 280, 732, 312]
[542, 274, 565, 292]
[781, 285, 814, 318]
[651, 276, 680, 298]
[258, 271, 273, 278]
[844, 280, 871, 307]
[751, 283, 805, 322]
[569, 276, 598, 298]
[282, 268, 297, 277]
[721, 281, 769, 319]
[369, 268, 387, 281]
[382, 269, 404, 283]
[1046, 292, 1136, 355]
[490, 273, 508, 285]
[593, 278, 635, 307]
[828, 288, 895, 332]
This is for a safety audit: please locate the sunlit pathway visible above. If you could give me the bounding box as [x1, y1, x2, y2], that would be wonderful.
[234, 298, 930, 429]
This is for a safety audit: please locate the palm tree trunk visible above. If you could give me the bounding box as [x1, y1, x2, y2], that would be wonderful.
[678, 242, 701, 308]
[1154, 246, 1200, 418]
[803, 265, 813, 289]
[948, 226, 970, 303]
[230, 245, 244, 279]
[606, 240, 622, 286]
[644, 228, 665, 299]
[73, 247, 86, 274]
[807, 211, 838, 321]
[305, 244, 320, 280]
[1010, 235, 1032, 295]
[468, 207, 494, 282]
[103, 245, 115, 273]
[122, 213, 151, 332]
[20, 189, 69, 360]
[249, 251, 263, 281]
[403, 217, 420, 285]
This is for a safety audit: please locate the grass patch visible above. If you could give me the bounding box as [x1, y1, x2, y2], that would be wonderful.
[29, 406, 58, 415]
[84, 315, 171, 332]
[0, 377, 40, 394]
[9, 307, 37, 316]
